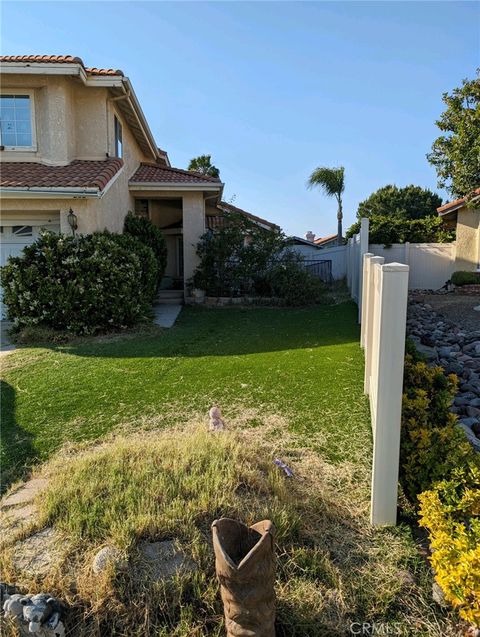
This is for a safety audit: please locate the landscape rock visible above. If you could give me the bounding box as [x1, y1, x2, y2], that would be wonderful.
[136, 540, 197, 582]
[2, 478, 48, 509]
[432, 581, 447, 607]
[92, 546, 127, 575]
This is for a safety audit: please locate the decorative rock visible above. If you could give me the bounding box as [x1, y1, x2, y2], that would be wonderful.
[466, 405, 480, 418]
[209, 406, 225, 431]
[458, 423, 480, 451]
[472, 422, 480, 437]
[92, 546, 127, 575]
[432, 581, 447, 607]
[137, 540, 197, 582]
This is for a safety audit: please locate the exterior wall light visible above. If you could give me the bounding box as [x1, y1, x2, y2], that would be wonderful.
[67, 208, 78, 236]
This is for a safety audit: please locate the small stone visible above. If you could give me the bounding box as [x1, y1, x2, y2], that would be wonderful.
[92, 546, 127, 575]
[432, 581, 447, 607]
[137, 540, 197, 582]
[466, 405, 480, 418]
[458, 423, 480, 451]
[459, 417, 479, 428]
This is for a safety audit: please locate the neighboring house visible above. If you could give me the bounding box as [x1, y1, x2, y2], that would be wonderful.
[0, 55, 275, 297]
[437, 189, 480, 271]
[288, 235, 324, 259]
[314, 233, 338, 248]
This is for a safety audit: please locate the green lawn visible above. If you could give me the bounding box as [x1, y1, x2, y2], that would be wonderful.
[1, 303, 457, 635]
[2, 302, 369, 481]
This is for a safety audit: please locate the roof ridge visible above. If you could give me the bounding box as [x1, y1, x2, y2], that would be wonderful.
[0, 55, 123, 76]
[138, 162, 221, 183]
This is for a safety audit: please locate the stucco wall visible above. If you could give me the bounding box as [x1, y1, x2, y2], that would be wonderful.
[183, 192, 205, 284]
[455, 207, 480, 271]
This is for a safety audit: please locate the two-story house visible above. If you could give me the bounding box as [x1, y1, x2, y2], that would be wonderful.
[0, 54, 244, 295]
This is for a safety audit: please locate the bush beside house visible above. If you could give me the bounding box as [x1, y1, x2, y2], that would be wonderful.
[123, 212, 167, 284]
[191, 210, 329, 305]
[0, 231, 158, 335]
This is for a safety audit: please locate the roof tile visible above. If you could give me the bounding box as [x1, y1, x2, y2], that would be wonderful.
[130, 163, 222, 185]
[0, 159, 123, 191]
[0, 55, 123, 76]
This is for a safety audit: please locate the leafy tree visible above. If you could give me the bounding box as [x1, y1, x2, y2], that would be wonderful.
[307, 166, 345, 245]
[427, 73, 480, 198]
[345, 214, 455, 246]
[356, 185, 442, 221]
[188, 154, 220, 178]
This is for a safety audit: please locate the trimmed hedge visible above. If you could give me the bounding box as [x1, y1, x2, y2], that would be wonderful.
[0, 231, 158, 335]
[419, 464, 480, 626]
[451, 270, 480, 286]
[124, 212, 167, 284]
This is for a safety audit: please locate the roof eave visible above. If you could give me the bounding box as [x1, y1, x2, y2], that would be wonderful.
[0, 186, 101, 199]
[129, 182, 223, 192]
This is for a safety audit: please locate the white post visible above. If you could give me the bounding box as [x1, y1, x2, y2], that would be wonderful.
[358, 218, 370, 322]
[364, 256, 384, 395]
[347, 238, 352, 290]
[404, 242, 410, 267]
[370, 263, 409, 526]
[360, 253, 374, 348]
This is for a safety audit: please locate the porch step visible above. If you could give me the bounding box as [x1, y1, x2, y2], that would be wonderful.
[155, 289, 184, 305]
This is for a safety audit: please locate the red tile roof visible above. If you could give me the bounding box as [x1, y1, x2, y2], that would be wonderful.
[314, 233, 338, 246]
[217, 201, 279, 230]
[437, 188, 480, 214]
[130, 163, 222, 185]
[0, 159, 123, 191]
[0, 55, 123, 76]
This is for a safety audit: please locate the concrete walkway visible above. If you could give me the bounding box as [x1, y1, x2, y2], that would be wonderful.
[153, 304, 182, 328]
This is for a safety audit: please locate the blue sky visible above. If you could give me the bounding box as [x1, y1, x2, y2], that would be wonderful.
[2, 1, 478, 237]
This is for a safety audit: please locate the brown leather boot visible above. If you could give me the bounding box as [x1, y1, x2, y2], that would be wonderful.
[211, 518, 276, 637]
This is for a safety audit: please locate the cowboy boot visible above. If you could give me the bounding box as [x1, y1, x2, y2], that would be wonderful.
[212, 518, 276, 637]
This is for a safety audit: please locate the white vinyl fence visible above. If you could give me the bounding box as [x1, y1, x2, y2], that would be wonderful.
[361, 254, 409, 525]
[319, 219, 456, 292]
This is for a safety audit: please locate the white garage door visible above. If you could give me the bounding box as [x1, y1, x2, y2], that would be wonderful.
[1, 220, 60, 318]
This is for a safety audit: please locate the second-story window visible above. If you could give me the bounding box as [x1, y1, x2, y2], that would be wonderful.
[114, 115, 123, 158]
[0, 93, 35, 149]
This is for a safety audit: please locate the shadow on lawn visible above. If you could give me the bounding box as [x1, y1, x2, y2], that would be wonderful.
[23, 303, 361, 360]
[1, 380, 38, 491]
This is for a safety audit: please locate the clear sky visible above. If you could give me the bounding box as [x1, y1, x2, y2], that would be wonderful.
[2, 1, 479, 237]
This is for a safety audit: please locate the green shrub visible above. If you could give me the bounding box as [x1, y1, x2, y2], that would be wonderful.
[0, 231, 158, 335]
[451, 270, 480, 286]
[192, 210, 330, 305]
[419, 464, 480, 626]
[124, 212, 167, 283]
[400, 354, 478, 501]
[266, 251, 330, 306]
[345, 214, 455, 245]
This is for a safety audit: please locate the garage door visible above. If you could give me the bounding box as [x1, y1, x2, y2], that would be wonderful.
[1, 221, 60, 318]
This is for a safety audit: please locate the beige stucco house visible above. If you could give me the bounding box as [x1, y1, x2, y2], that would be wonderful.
[437, 189, 480, 271]
[0, 55, 277, 296]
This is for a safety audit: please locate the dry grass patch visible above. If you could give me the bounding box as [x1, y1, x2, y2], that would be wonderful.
[0, 416, 459, 636]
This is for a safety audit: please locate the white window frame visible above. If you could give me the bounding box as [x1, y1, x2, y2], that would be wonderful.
[0, 89, 37, 152]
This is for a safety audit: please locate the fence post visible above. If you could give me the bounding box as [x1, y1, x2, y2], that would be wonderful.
[404, 241, 410, 267]
[363, 256, 384, 395]
[358, 218, 370, 322]
[370, 263, 409, 526]
[360, 252, 374, 348]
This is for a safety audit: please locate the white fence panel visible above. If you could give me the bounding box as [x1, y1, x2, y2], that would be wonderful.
[362, 255, 409, 526]
[369, 242, 455, 290]
[316, 244, 347, 279]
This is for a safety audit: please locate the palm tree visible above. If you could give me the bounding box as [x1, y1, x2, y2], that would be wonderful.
[307, 166, 345, 245]
[188, 154, 220, 178]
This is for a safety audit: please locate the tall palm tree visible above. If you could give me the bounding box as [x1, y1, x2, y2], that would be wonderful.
[307, 166, 345, 245]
